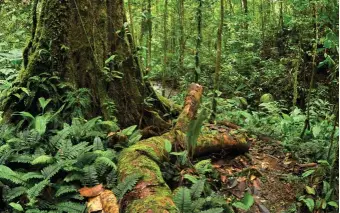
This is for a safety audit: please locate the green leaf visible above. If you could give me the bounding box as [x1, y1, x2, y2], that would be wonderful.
[121, 125, 137, 136]
[164, 139, 172, 153]
[312, 125, 321, 137]
[302, 170, 315, 178]
[199, 208, 224, 213]
[38, 97, 51, 111]
[232, 202, 249, 210]
[31, 155, 54, 165]
[242, 192, 254, 208]
[190, 179, 205, 199]
[305, 186, 316, 195]
[183, 174, 198, 183]
[105, 55, 117, 64]
[93, 137, 104, 151]
[18, 111, 35, 120]
[327, 201, 339, 208]
[9, 202, 24, 211]
[173, 187, 191, 213]
[34, 115, 49, 135]
[299, 198, 315, 212]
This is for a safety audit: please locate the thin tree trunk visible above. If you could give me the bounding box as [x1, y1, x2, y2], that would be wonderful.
[210, 0, 224, 121]
[127, 0, 136, 43]
[147, 0, 152, 73]
[162, 0, 168, 96]
[301, 2, 318, 138]
[194, 0, 202, 83]
[178, 0, 185, 73]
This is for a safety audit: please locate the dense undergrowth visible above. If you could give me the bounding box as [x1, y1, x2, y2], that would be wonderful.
[0, 0, 339, 213]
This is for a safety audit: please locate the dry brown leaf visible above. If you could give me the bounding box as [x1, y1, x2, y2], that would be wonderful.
[250, 175, 256, 181]
[100, 190, 119, 213]
[87, 196, 103, 212]
[220, 175, 227, 183]
[107, 132, 116, 137]
[79, 184, 104, 198]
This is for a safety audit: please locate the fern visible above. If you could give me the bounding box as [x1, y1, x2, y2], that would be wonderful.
[4, 186, 27, 201]
[190, 179, 205, 199]
[93, 136, 104, 150]
[186, 109, 207, 156]
[173, 187, 192, 213]
[56, 201, 86, 213]
[194, 159, 213, 175]
[191, 198, 206, 212]
[82, 165, 99, 186]
[106, 168, 117, 189]
[199, 208, 224, 213]
[31, 155, 54, 165]
[41, 163, 62, 179]
[27, 179, 49, 202]
[0, 165, 25, 184]
[9, 154, 34, 163]
[55, 185, 78, 197]
[64, 173, 83, 182]
[113, 173, 142, 200]
[94, 156, 117, 172]
[22, 172, 44, 181]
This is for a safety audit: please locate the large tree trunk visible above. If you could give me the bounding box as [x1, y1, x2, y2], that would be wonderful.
[3, 0, 171, 129]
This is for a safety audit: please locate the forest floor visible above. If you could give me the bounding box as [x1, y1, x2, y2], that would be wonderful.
[211, 131, 306, 213]
[152, 83, 307, 212]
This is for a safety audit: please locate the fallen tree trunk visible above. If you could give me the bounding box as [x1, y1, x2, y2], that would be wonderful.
[116, 84, 249, 212]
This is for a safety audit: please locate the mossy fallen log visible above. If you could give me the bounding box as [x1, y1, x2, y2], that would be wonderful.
[116, 84, 250, 212]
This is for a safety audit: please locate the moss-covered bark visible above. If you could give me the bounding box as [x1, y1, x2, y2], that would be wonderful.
[4, 0, 171, 128]
[117, 84, 249, 212]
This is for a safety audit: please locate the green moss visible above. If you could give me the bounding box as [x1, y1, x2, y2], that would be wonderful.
[126, 195, 178, 213]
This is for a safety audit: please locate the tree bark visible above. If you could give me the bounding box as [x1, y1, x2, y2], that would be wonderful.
[117, 84, 249, 212]
[2, 0, 171, 129]
[162, 0, 168, 96]
[194, 0, 202, 83]
[211, 0, 224, 121]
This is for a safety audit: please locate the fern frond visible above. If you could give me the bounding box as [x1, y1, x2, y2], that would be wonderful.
[31, 155, 54, 165]
[41, 163, 62, 179]
[191, 198, 206, 212]
[106, 169, 117, 189]
[199, 208, 224, 213]
[64, 173, 83, 182]
[82, 165, 99, 186]
[55, 185, 78, 197]
[194, 159, 212, 175]
[58, 141, 90, 160]
[186, 109, 207, 156]
[27, 179, 49, 201]
[93, 136, 104, 150]
[95, 156, 117, 171]
[9, 154, 34, 163]
[56, 201, 86, 213]
[0, 165, 25, 184]
[22, 172, 44, 181]
[113, 173, 142, 200]
[173, 187, 192, 213]
[190, 179, 205, 199]
[4, 186, 27, 201]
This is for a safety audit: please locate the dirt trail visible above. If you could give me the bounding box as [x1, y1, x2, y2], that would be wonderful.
[212, 134, 305, 212]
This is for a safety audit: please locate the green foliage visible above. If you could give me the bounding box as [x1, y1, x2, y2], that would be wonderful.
[186, 109, 208, 157]
[173, 187, 192, 213]
[0, 112, 120, 211]
[232, 192, 254, 211]
[113, 173, 142, 200]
